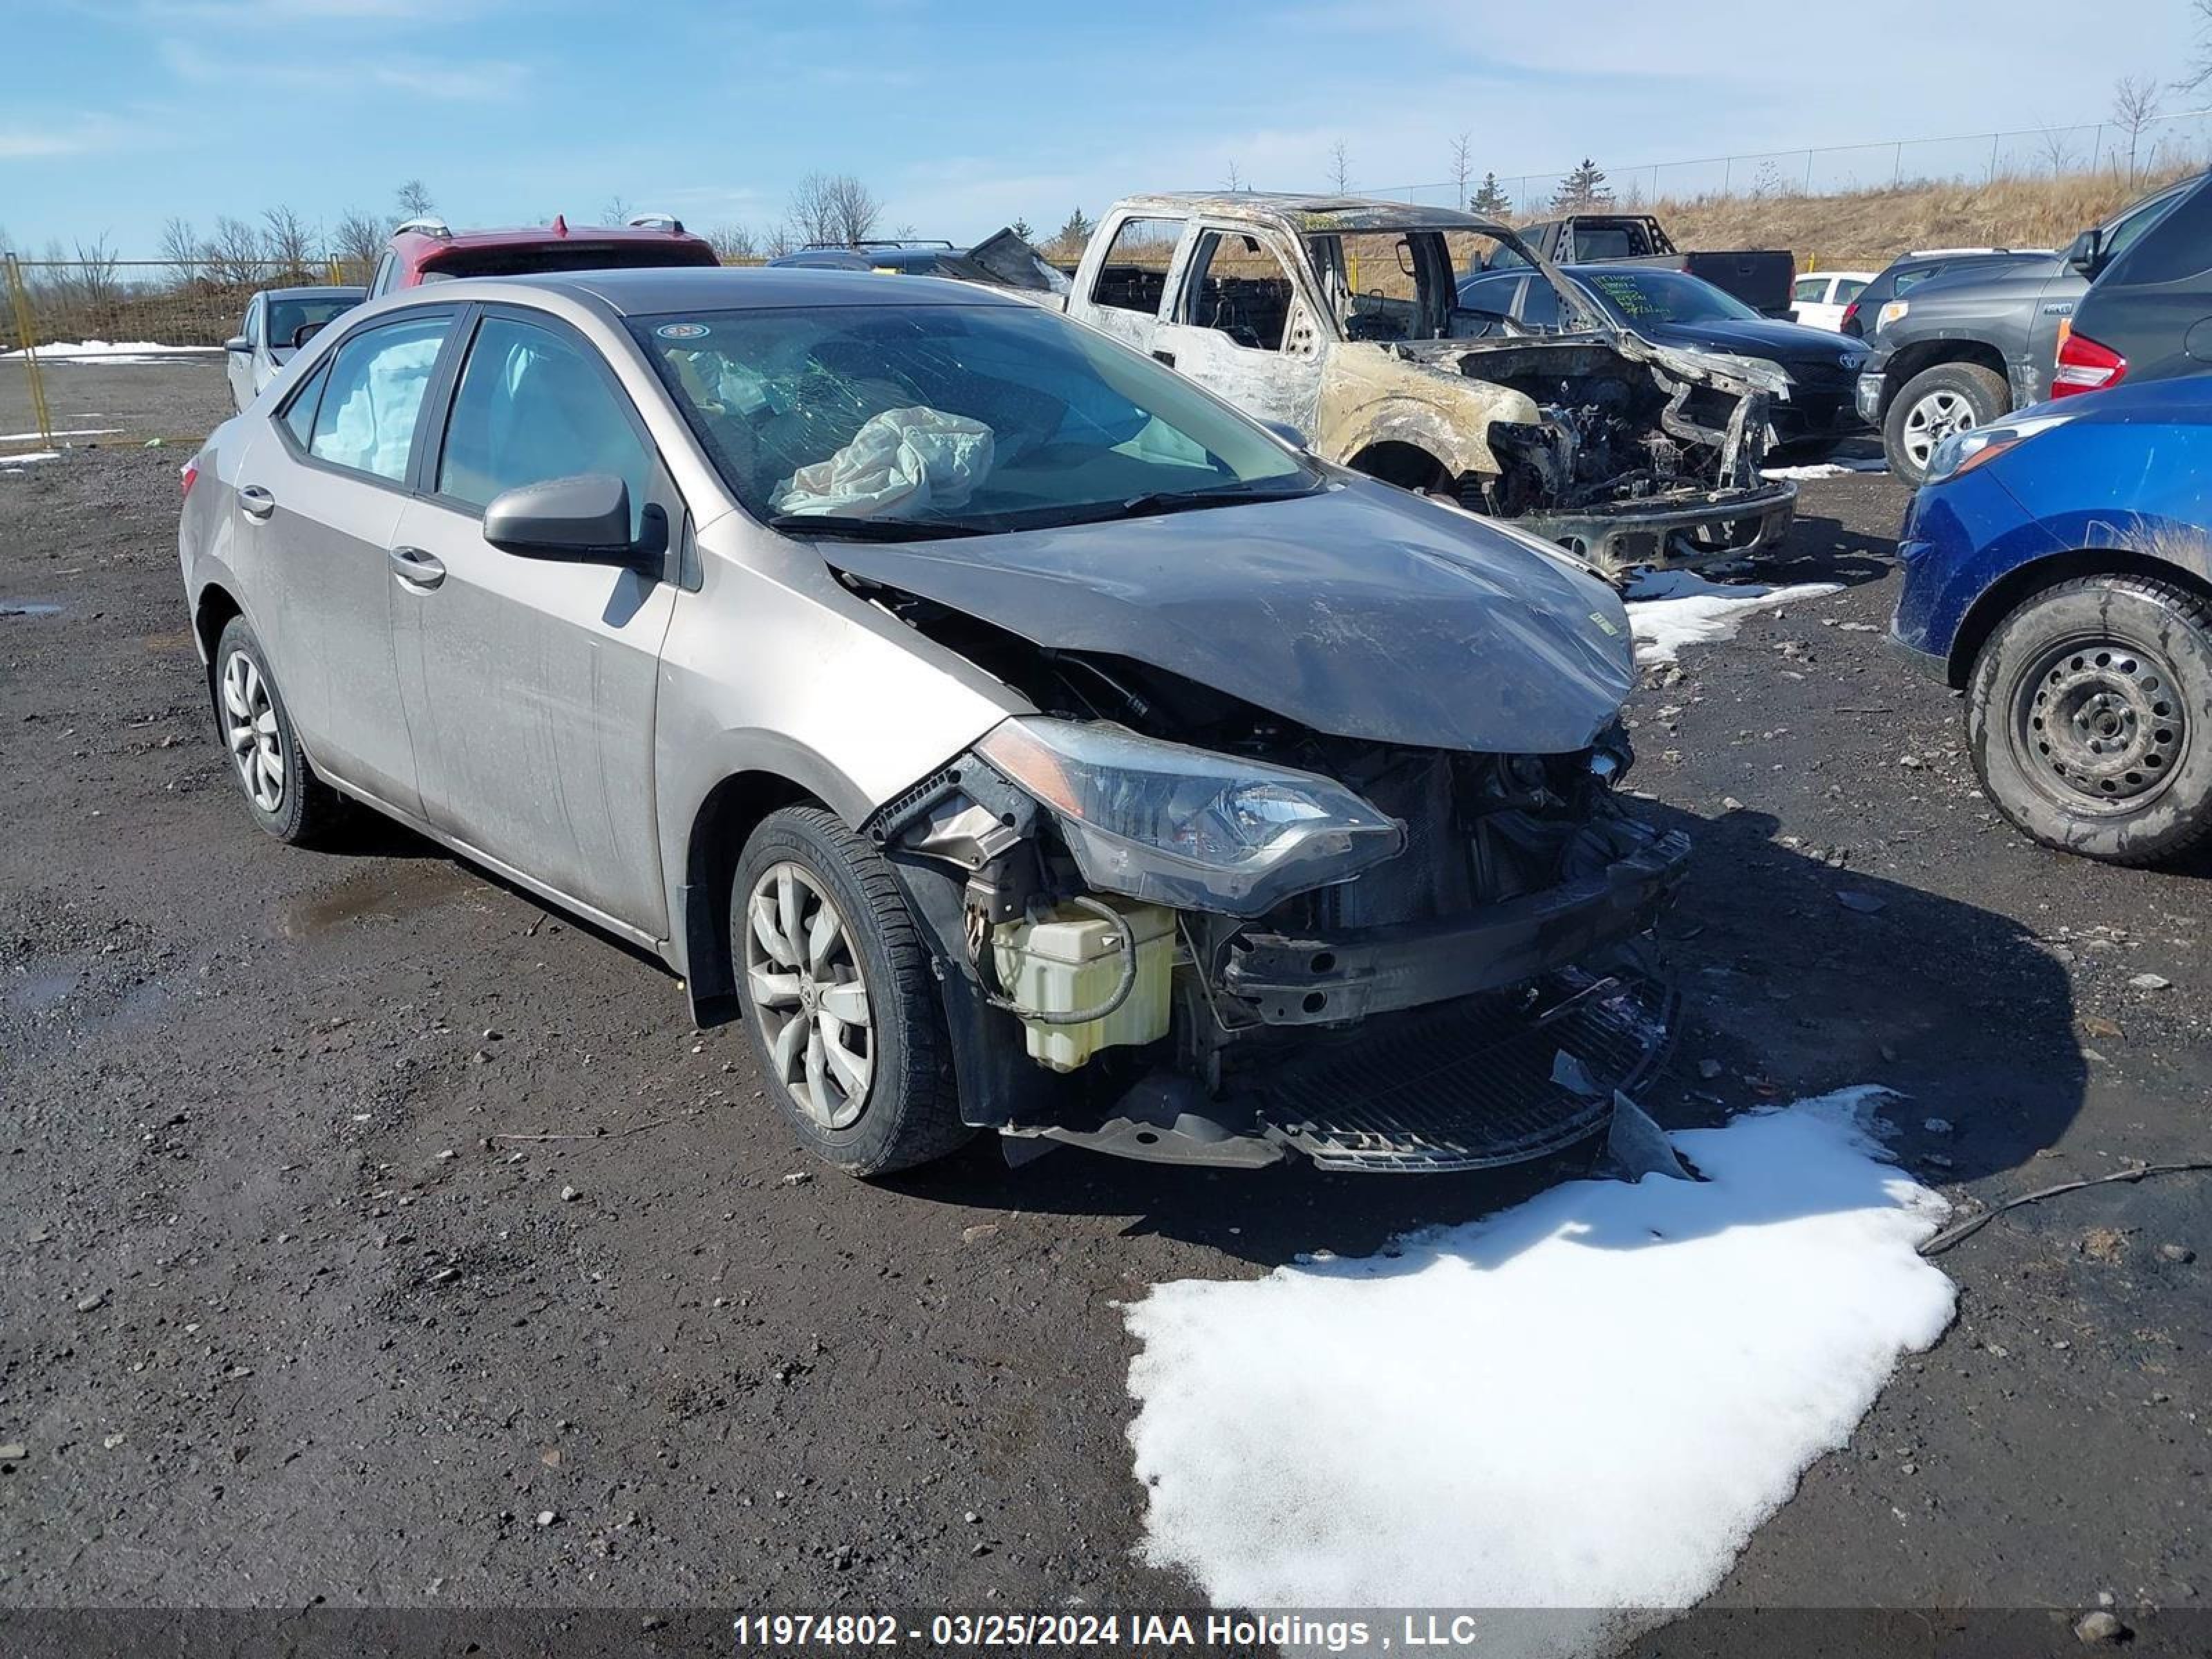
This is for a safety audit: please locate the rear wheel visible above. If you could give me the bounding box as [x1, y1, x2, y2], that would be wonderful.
[1882, 361, 2007, 485]
[211, 615, 342, 845]
[733, 807, 973, 1176]
[1966, 574, 2212, 865]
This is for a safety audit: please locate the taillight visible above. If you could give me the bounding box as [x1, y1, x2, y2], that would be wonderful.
[2053, 327, 2125, 397]
[1840, 299, 1859, 333]
[180, 456, 200, 498]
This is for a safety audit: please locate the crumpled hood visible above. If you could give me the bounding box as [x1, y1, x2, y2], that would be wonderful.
[818, 477, 1635, 753]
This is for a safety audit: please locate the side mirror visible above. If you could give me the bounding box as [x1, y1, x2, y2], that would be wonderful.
[225, 335, 252, 353]
[290, 320, 328, 349]
[1259, 419, 1311, 453]
[483, 473, 647, 565]
[2066, 229, 2101, 276]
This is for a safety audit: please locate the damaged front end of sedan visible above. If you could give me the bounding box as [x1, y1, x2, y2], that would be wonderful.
[831, 501, 1688, 1172]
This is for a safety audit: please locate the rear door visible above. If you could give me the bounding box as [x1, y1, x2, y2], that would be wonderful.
[389, 306, 678, 933]
[1152, 225, 1326, 434]
[231, 308, 458, 815]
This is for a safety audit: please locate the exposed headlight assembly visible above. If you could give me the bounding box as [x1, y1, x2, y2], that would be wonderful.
[1923, 410, 2074, 486]
[975, 717, 1405, 917]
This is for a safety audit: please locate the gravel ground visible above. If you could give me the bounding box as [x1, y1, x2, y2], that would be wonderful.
[1, 355, 232, 452]
[1, 449, 2207, 1645]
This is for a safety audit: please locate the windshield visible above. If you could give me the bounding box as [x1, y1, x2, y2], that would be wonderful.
[1574, 268, 1762, 326]
[630, 301, 1313, 532]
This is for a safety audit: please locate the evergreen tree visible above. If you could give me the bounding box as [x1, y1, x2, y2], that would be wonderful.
[1469, 171, 1513, 216]
[1552, 158, 1613, 212]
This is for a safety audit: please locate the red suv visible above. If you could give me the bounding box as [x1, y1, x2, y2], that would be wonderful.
[366, 214, 720, 299]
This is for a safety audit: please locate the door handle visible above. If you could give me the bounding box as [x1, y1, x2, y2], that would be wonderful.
[238, 485, 275, 521]
[388, 545, 445, 590]
[1152, 349, 1177, 368]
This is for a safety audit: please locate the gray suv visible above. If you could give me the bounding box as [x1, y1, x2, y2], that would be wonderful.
[178, 268, 1684, 1179]
[1855, 176, 2197, 482]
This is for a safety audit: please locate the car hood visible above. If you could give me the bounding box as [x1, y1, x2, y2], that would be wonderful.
[1638, 317, 1868, 375]
[816, 477, 1635, 754]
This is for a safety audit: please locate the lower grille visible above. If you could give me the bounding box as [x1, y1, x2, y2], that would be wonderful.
[1241, 968, 1675, 1172]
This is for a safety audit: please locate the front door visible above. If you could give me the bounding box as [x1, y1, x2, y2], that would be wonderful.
[236, 308, 457, 816]
[389, 309, 677, 934]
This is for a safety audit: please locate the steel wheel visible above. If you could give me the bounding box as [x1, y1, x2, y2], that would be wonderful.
[743, 861, 874, 1131]
[1900, 387, 1975, 471]
[2009, 635, 2186, 813]
[221, 647, 284, 814]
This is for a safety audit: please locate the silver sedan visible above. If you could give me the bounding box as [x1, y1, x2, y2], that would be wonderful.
[180, 267, 1685, 1178]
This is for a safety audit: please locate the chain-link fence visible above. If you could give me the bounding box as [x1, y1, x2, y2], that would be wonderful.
[1363, 107, 2212, 216]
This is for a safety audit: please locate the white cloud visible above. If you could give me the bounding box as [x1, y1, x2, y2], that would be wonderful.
[159, 36, 525, 99]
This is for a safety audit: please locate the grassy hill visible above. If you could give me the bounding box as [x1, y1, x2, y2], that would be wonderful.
[1651, 163, 2200, 272]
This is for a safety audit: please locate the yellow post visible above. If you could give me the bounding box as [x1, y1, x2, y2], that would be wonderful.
[3, 253, 54, 454]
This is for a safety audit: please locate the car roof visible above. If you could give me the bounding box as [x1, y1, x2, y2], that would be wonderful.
[441, 265, 1035, 314]
[263, 285, 367, 303]
[1113, 190, 1516, 239]
[391, 221, 713, 264]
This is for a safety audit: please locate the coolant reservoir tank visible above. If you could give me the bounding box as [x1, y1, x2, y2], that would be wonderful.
[989, 900, 1175, 1073]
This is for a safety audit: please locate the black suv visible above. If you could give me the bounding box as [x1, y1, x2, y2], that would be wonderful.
[2060, 170, 2212, 395]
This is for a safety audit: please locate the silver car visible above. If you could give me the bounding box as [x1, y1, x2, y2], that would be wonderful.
[179, 268, 1687, 1177]
[224, 285, 365, 412]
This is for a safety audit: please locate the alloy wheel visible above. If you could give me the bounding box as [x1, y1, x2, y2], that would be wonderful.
[221, 649, 284, 814]
[1901, 388, 1976, 470]
[2011, 635, 2187, 812]
[742, 862, 874, 1130]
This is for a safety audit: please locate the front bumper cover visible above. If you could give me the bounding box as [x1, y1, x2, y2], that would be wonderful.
[1521, 480, 1796, 573]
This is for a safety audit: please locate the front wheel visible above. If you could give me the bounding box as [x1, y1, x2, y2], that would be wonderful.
[733, 806, 974, 1176]
[1966, 574, 2212, 865]
[1882, 362, 2008, 485]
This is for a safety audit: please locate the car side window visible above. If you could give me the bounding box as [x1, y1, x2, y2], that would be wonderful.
[242, 297, 261, 346]
[1517, 279, 1562, 331]
[1792, 276, 1828, 303]
[306, 315, 451, 483]
[1089, 216, 1185, 315]
[281, 359, 330, 447]
[1179, 229, 1296, 350]
[1837, 278, 1868, 303]
[369, 252, 396, 299]
[437, 313, 655, 539]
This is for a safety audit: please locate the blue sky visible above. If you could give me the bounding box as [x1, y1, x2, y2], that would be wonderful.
[7, 0, 2204, 255]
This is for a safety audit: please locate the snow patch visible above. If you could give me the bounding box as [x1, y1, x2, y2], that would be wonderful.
[1, 427, 120, 442]
[1, 450, 61, 469]
[1625, 569, 1842, 664]
[1123, 1091, 1953, 1657]
[1761, 458, 1887, 480]
[3, 339, 221, 361]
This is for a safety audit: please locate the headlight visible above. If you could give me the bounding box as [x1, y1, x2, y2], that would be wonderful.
[1878, 299, 1909, 330]
[1923, 410, 2074, 486]
[975, 717, 1405, 916]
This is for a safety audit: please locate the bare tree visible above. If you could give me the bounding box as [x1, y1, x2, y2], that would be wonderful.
[1750, 159, 1788, 200]
[704, 222, 759, 261]
[1449, 132, 1474, 209]
[160, 216, 207, 280]
[2180, 0, 2212, 92]
[1327, 140, 1353, 195]
[261, 205, 317, 279]
[1222, 158, 1245, 193]
[600, 194, 635, 225]
[785, 172, 883, 247]
[394, 178, 436, 223]
[71, 234, 122, 312]
[208, 216, 267, 286]
[2111, 75, 2162, 183]
[330, 209, 387, 283]
[2034, 124, 2079, 176]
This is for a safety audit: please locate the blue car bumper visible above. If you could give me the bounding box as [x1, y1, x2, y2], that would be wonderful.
[1889, 467, 2068, 682]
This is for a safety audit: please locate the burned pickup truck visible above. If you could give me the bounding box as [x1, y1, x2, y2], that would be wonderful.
[966, 193, 1796, 579]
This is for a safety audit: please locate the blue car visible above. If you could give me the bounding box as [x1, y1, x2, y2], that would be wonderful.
[1891, 375, 2212, 865]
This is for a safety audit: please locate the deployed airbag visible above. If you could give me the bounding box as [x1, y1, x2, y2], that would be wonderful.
[769, 405, 994, 518]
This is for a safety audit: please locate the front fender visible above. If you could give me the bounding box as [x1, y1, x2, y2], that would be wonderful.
[1317, 358, 1539, 478]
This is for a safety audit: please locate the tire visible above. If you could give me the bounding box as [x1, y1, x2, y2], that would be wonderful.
[1965, 574, 2212, 866]
[211, 615, 343, 846]
[1882, 361, 2008, 485]
[732, 805, 973, 1176]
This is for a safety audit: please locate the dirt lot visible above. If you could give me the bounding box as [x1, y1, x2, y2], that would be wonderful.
[1, 445, 2208, 1646]
[1, 353, 232, 453]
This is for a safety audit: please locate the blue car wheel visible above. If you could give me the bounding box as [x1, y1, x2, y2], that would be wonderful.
[1965, 574, 2212, 865]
